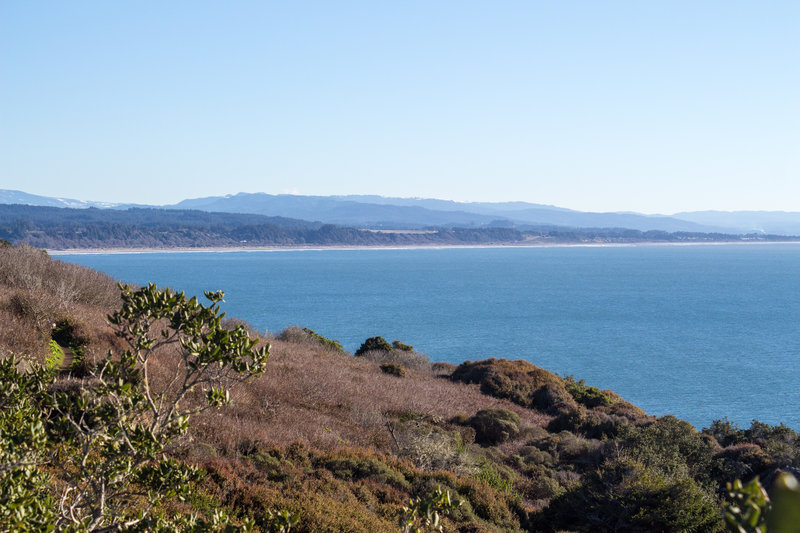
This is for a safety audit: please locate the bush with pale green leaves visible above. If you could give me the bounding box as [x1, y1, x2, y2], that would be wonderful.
[0, 283, 271, 532]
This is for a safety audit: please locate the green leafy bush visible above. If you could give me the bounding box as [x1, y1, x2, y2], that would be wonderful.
[516, 446, 555, 467]
[547, 408, 628, 439]
[620, 415, 714, 483]
[0, 356, 55, 532]
[381, 362, 406, 377]
[711, 443, 770, 486]
[399, 486, 461, 533]
[392, 340, 414, 352]
[320, 453, 409, 490]
[278, 326, 345, 353]
[563, 376, 616, 408]
[723, 472, 800, 533]
[468, 409, 521, 446]
[538, 457, 723, 532]
[354, 336, 393, 356]
[531, 382, 579, 415]
[12, 283, 270, 532]
[302, 328, 345, 353]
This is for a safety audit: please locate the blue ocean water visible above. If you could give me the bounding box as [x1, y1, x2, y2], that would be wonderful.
[57, 244, 800, 431]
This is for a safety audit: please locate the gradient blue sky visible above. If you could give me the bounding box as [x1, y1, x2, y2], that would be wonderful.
[1, 1, 798, 214]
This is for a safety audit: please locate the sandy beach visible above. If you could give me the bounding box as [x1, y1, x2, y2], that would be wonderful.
[46, 240, 800, 255]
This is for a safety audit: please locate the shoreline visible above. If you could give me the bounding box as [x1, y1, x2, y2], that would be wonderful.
[47, 240, 800, 255]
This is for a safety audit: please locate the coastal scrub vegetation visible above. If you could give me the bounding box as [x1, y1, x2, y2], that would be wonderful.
[2, 243, 800, 532]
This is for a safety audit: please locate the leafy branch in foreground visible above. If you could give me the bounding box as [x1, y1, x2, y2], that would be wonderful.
[724, 473, 800, 533]
[45, 283, 270, 531]
[399, 486, 462, 533]
[0, 356, 56, 532]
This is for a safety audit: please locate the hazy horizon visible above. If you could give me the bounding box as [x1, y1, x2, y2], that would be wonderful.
[2, 2, 798, 213]
[7, 186, 800, 218]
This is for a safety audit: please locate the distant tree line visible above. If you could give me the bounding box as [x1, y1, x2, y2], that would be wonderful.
[0, 205, 526, 248]
[0, 204, 795, 249]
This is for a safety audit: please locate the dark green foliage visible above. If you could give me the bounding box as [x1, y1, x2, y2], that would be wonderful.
[0, 357, 56, 532]
[319, 454, 410, 491]
[355, 336, 393, 357]
[50, 316, 88, 351]
[711, 444, 770, 486]
[722, 472, 800, 533]
[620, 416, 714, 483]
[468, 409, 521, 446]
[50, 317, 92, 374]
[301, 327, 345, 353]
[548, 408, 628, 440]
[399, 486, 462, 533]
[723, 477, 769, 533]
[705, 419, 800, 458]
[516, 446, 555, 467]
[563, 376, 616, 408]
[704, 419, 800, 489]
[392, 340, 414, 352]
[264, 508, 300, 533]
[381, 362, 406, 377]
[528, 431, 604, 467]
[0, 204, 528, 249]
[531, 383, 579, 415]
[538, 457, 723, 532]
[706, 418, 746, 447]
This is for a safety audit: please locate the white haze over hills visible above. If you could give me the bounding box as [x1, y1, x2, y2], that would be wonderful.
[3, 189, 800, 236]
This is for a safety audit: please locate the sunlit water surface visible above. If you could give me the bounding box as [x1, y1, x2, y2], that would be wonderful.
[58, 244, 800, 430]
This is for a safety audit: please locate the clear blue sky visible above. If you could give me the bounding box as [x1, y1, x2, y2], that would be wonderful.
[1, 1, 798, 214]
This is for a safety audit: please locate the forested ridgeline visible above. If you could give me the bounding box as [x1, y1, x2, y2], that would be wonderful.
[2, 204, 797, 249]
[0, 204, 524, 248]
[2, 242, 800, 532]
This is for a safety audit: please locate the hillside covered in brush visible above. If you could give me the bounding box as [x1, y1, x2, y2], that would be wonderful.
[2, 242, 800, 532]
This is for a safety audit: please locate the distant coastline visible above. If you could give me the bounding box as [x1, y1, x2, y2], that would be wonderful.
[47, 239, 800, 255]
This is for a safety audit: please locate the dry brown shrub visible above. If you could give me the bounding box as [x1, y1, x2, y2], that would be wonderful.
[0, 244, 119, 308]
[358, 348, 431, 371]
[451, 358, 572, 413]
[431, 361, 456, 375]
[0, 244, 122, 364]
[192, 338, 549, 458]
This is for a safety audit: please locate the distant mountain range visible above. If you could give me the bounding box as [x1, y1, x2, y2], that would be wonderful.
[3, 189, 800, 236]
[0, 189, 122, 210]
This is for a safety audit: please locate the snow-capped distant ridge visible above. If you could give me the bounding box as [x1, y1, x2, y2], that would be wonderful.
[0, 189, 120, 209]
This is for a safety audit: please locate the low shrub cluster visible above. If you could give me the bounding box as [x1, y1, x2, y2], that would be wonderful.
[381, 362, 407, 377]
[355, 335, 431, 371]
[278, 326, 345, 353]
[468, 409, 521, 446]
[355, 336, 394, 356]
[392, 340, 414, 352]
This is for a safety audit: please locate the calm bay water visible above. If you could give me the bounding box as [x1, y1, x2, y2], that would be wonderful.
[57, 244, 800, 431]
